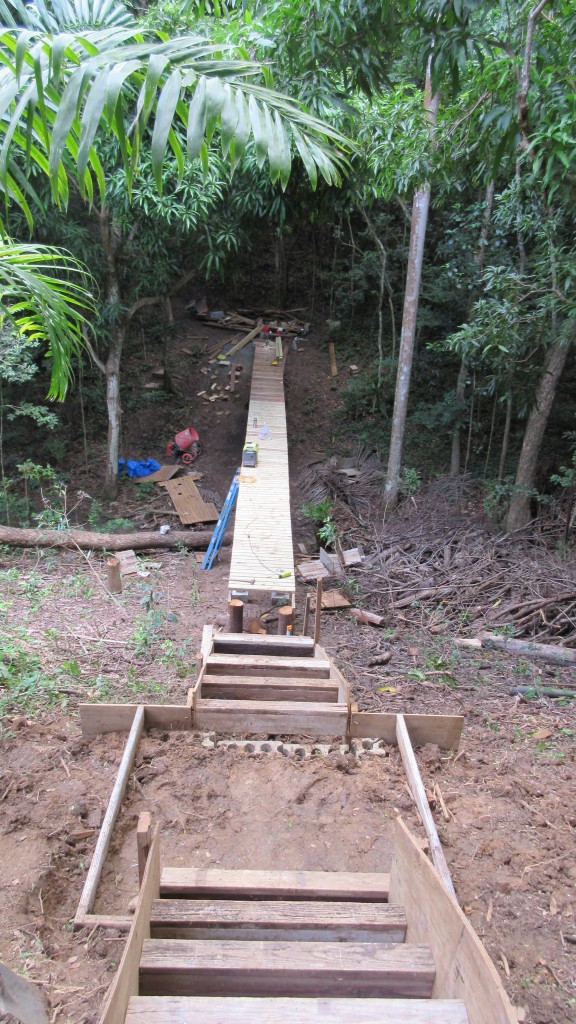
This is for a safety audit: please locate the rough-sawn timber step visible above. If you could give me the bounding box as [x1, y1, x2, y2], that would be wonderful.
[159, 868, 390, 901]
[126, 996, 470, 1023]
[200, 674, 339, 703]
[212, 633, 315, 657]
[150, 898, 406, 942]
[139, 938, 435, 998]
[204, 653, 331, 678]
[194, 698, 348, 735]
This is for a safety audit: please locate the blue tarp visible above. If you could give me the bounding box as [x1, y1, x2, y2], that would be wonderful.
[118, 458, 161, 478]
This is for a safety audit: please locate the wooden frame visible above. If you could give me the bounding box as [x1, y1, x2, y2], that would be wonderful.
[389, 818, 519, 1024]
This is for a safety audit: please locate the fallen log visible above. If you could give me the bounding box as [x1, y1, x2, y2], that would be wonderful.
[0, 525, 226, 551]
[454, 632, 576, 667]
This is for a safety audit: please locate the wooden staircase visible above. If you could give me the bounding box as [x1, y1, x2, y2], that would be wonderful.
[193, 628, 350, 736]
[105, 833, 474, 1024]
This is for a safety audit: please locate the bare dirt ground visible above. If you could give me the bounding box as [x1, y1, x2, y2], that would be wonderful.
[0, 312, 575, 1024]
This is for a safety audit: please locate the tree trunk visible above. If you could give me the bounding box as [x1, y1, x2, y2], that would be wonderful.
[383, 183, 432, 512]
[505, 339, 570, 532]
[383, 63, 438, 513]
[450, 360, 467, 477]
[103, 342, 123, 499]
[0, 525, 226, 550]
[497, 395, 512, 483]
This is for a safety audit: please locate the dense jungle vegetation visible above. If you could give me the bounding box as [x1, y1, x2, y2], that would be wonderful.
[1, 0, 575, 536]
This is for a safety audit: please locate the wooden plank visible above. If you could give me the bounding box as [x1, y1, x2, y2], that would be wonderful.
[316, 645, 351, 710]
[163, 477, 218, 525]
[160, 868, 390, 902]
[396, 714, 456, 899]
[139, 938, 435, 998]
[98, 828, 160, 1024]
[390, 819, 518, 1024]
[204, 654, 331, 678]
[213, 633, 314, 657]
[194, 699, 347, 735]
[75, 706, 145, 927]
[134, 465, 183, 484]
[298, 560, 331, 581]
[126, 996, 470, 1023]
[349, 713, 463, 751]
[200, 675, 339, 703]
[150, 898, 406, 942]
[80, 704, 192, 737]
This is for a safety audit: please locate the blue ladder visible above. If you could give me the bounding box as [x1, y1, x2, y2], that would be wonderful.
[201, 469, 240, 570]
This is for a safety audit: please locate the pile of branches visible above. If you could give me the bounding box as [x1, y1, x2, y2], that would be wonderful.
[359, 477, 576, 645]
[298, 460, 576, 646]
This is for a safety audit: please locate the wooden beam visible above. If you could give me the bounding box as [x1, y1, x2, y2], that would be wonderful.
[213, 633, 314, 657]
[200, 675, 339, 703]
[194, 699, 347, 736]
[137, 812, 152, 887]
[204, 654, 331, 678]
[80, 704, 192, 737]
[125, 995, 470, 1024]
[395, 714, 455, 898]
[349, 712, 463, 751]
[389, 818, 518, 1024]
[160, 868, 390, 902]
[75, 707, 145, 927]
[98, 828, 161, 1024]
[139, 938, 435, 998]
[150, 898, 406, 943]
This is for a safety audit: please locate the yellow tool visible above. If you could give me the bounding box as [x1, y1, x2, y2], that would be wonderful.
[242, 441, 259, 467]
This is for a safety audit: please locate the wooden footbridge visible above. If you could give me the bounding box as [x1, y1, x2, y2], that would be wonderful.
[75, 333, 520, 1024]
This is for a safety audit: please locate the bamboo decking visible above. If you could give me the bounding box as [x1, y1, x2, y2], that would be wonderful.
[228, 340, 295, 603]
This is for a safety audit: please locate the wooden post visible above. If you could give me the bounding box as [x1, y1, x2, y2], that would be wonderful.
[228, 599, 244, 633]
[107, 556, 122, 594]
[313, 579, 323, 645]
[303, 594, 312, 636]
[396, 713, 456, 898]
[137, 812, 152, 886]
[230, 360, 236, 393]
[74, 706, 145, 928]
[277, 605, 294, 635]
[328, 342, 338, 377]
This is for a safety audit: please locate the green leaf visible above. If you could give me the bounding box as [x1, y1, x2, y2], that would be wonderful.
[151, 67, 182, 192]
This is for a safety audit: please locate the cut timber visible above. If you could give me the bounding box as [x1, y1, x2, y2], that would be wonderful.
[162, 478, 218, 525]
[194, 699, 347, 736]
[99, 828, 160, 1024]
[349, 608, 385, 627]
[125, 996, 470, 1024]
[204, 654, 330, 678]
[107, 557, 122, 594]
[0, 525, 225, 551]
[390, 819, 518, 1024]
[200, 675, 339, 703]
[139, 938, 435, 998]
[134, 465, 182, 484]
[310, 590, 351, 610]
[150, 898, 407, 943]
[212, 633, 314, 657]
[349, 713, 463, 751]
[396, 714, 455, 898]
[75, 707, 145, 927]
[160, 868, 390, 902]
[297, 560, 331, 581]
[227, 600, 244, 634]
[80, 704, 191, 738]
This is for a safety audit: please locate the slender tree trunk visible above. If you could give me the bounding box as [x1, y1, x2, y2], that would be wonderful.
[498, 396, 512, 484]
[450, 361, 467, 477]
[383, 63, 438, 513]
[103, 338, 123, 498]
[505, 339, 571, 532]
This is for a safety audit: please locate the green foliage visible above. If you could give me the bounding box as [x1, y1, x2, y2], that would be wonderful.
[300, 496, 338, 548]
[0, 625, 68, 717]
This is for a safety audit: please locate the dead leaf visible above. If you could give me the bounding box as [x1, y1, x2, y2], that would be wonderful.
[377, 686, 398, 694]
[532, 728, 553, 741]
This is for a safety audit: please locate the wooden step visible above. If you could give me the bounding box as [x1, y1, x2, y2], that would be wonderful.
[204, 653, 331, 678]
[139, 939, 435, 998]
[200, 675, 339, 703]
[160, 868, 390, 902]
[213, 634, 314, 657]
[150, 898, 406, 942]
[194, 699, 347, 735]
[126, 995, 470, 1023]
